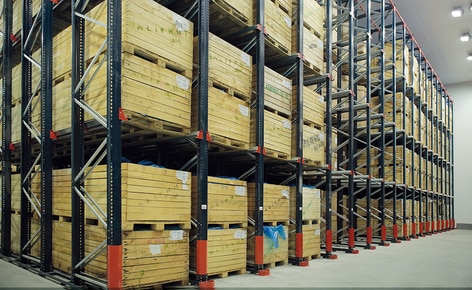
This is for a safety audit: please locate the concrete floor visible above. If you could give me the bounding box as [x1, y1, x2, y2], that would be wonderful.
[0, 230, 470, 289]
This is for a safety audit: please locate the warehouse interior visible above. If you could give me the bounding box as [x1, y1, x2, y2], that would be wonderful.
[0, 0, 471, 289]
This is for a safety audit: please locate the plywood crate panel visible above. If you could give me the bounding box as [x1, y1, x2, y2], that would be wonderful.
[11, 213, 41, 256]
[84, 52, 192, 131]
[195, 33, 252, 98]
[210, 0, 253, 26]
[192, 176, 247, 224]
[190, 227, 247, 276]
[294, 86, 324, 127]
[261, 0, 292, 54]
[290, 186, 321, 221]
[192, 87, 250, 149]
[247, 183, 290, 222]
[247, 225, 288, 266]
[86, 0, 193, 71]
[300, 0, 325, 37]
[251, 109, 291, 159]
[288, 222, 321, 259]
[292, 124, 325, 165]
[292, 26, 323, 73]
[254, 66, 292, 117]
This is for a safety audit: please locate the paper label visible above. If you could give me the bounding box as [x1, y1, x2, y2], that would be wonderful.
[315, 229, 321, 236]
[176, 171, 189, 190]
[281, 190, 289, 198]
[173, 15, 190, 32]
[149, 244, 161, 255]
[284, 16, 292, 27]
[235, 186, 246, 196]
[176, 75, 190, 90]
[239, 104, 249, 117]
[234, 230, 247, 239]
[319, 96, 325, 103]
[170, 230, 184, 241]
[282, 120, 291, 129]
[314, 190, 321, 199]
[318, 133, 325, 141]
[282, 79, 291, 90]
[241, 53, 251, 66]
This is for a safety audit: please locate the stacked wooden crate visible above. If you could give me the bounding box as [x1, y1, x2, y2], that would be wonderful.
[191, 177, 247, 277]
[289, 186, 321, 260]
[193, 33, 252, 149]
[262, 0, 292, 54]
[247, 183, 290, 267]
[292, 0, 325, 75]
[251, 66, 292, 159]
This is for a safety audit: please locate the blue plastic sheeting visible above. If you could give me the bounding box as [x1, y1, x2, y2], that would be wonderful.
[263, 225, 286, 249]
[138, 159, 165, 168]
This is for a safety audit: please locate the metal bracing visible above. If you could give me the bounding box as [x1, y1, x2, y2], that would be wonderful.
[1, 0, 13, 257]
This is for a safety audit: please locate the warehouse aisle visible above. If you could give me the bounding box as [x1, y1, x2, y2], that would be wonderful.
[215, 229, 472, 288]
[0, 230, 470, 288]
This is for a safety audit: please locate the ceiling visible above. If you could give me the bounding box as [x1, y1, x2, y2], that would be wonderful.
[392, 0, 472, 87]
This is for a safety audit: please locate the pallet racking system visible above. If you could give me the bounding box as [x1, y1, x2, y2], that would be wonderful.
[0, 0, 454, 289]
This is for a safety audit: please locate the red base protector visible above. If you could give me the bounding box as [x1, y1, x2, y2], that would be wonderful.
[326, 230, 333, 253]
[395, 240, 402, 244]
[348, 228, 355, 249]
[393, 224, 398, 240]
[437, 220, 441, 232]
[108, 245, 123, 290]
[258, 269, 270, 276]
[426, 221, 430, 234]
[299, 261, 309, 267]
[199, 280, 215, 290]
[328, 254, 338, 260]
[411, 222, 416, 236]
[197, 240, 208, 275]
[349, 249, 360, 254]
[381, 225, 387, 242]
[369, 246, 377, 250]
[366, 226, 373, 246]
[255, 236, 264, 265]
[403, 223, 408, 239]
[296, 233, 304, 259]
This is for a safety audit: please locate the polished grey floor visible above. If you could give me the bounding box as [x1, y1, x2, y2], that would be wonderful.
[0, 230, 471, 289]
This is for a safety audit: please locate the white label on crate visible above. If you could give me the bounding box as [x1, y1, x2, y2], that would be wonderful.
[316, 38, 323, 49]
[176, 75, 190, 90]
[282, 120, 291, 129]
[299, 207, 303, 211]
[315, 229, 321, 236]
[314, 190, 321, 199]
[170, 230, 184, 241]
[176, 171, 189, 189]
[235, 186, 246, 196]
[282, 79, 291, 90]
[318, 133, 325, 141]
[234, 230, 247, 239]
[173, 15, 190, 32]
[202, 204, 207, 210]
[149, 244, 162, 255]
[241, 53, 251, 67]
[284, 16, 292, 27]
[319, 96, 325, 103]
[281, 190, 289, 198]
[259, 206, 264, 211]
[239, 105, 249, 117]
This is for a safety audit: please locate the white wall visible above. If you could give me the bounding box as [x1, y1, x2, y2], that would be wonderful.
[446, 81, 472, 224]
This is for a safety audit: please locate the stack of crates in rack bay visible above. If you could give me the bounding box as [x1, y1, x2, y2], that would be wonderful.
[289, 186, 321, 261]
[191, 177, 248, 278]
[247, 183, 290, 268]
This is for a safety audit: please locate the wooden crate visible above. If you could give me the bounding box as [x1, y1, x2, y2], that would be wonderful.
[247, 225, 288, 267]
[290, 186, 321, 221]
[247, 183, 290, 222]
[292, 124, 325, 165]
[320, 192, 338, 241]
[288, 222, 321, 259]
[210, 0, 253, 26]
[251, 109, 291, 159]
[292, 26, 323, 74]
[300, 0, 325, 38]
[190, 227, 247, 277]
[86, 0, 193, 71]
[262, 0, 292, 54]
[293, 86, 324, 127]
[192, 86, 250, 149]
[195, 33, 252, 98]
[192, 176, 247, 225]
[10, 213, 41, 256]
[254, 66, 292, 117]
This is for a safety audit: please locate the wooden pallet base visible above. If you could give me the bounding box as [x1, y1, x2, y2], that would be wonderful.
[208, 268, 247, 279]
